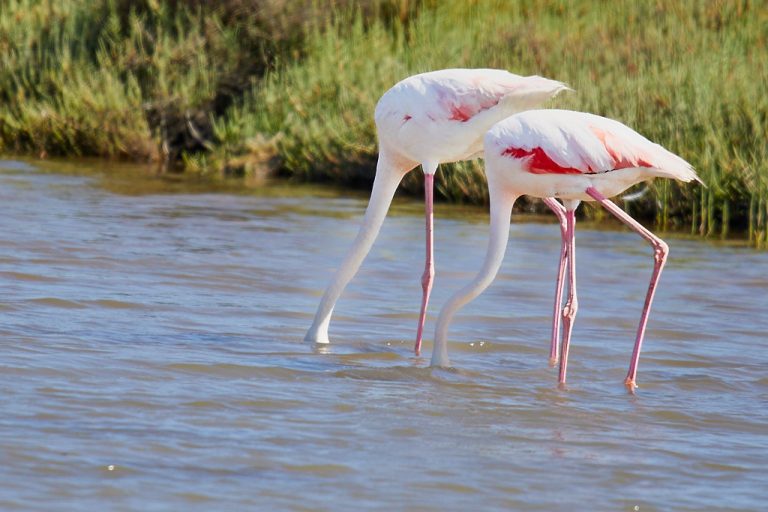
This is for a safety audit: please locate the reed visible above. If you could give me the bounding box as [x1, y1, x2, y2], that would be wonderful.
[0, 0, 765, 244]
[214, 0, 767, 240]
[0, 0, 414, 160]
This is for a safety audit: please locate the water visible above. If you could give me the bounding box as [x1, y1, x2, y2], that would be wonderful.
[1, 159, 766, 511]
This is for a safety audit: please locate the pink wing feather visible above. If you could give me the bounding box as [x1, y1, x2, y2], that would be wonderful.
[376, 69, 569, 126]
[495, 110, 699, 182]
[429, 70, 568, 123]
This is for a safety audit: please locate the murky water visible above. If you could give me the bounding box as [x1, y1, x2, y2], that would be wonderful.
[1, 159, 766, 511]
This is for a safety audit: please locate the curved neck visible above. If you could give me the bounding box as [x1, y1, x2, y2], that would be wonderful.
[431, 192, 518, 366]
[305, 149, 410, 343]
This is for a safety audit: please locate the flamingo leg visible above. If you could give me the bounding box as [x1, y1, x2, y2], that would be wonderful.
[585, 187, 668, 391]
[558, 205, 579, 386]
[415, 173, 435, 355]
[542, 197, 568, 365]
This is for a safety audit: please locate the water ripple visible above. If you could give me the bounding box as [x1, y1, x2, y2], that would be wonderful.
[0, 160, 765, 511]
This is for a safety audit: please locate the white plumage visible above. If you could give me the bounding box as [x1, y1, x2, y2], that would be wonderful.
[486, 110, 699, 182]
[374, 70, 571, 168]
[478, 110, 700, 201]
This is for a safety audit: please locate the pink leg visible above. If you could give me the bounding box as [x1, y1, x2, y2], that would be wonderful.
[414, 173, 435, 355]
[558, 207, 579, 386]
[542, 197, 568, 365]
[586, 187, 669, 391]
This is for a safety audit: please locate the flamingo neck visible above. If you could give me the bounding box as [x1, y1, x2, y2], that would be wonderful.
[431, 192, 518, 366]
[304, 149, 411, 344]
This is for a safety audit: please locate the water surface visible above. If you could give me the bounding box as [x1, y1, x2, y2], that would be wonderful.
[1, 159, 766, 511]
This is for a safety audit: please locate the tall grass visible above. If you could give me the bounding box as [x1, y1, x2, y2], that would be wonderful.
[215, 0, 767, 241]
[0, 0, 418, 161]
[1, 0, 766, 244]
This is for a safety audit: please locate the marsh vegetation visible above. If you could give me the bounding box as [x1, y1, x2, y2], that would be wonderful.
[0, 1, 765, 244]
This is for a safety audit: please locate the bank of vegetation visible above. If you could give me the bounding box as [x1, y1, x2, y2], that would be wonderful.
[0, 1, 766, 245]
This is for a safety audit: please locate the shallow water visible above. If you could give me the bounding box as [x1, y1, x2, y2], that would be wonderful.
[1, 159, 766, 511]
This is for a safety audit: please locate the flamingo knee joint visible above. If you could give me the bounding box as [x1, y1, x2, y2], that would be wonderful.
[421, 269, 435, 290]
[562, 298, 578, 320]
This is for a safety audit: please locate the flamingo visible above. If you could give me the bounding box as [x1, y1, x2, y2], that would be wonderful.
[431, 109, 701, 390]
[304, 69, 570, 353]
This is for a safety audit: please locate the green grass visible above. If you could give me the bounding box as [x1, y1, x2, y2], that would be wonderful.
[1, 0, 766, 245]
[0, 0, 414, 160]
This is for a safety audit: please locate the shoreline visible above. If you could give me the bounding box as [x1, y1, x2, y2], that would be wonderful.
[0, 155, 757, 249]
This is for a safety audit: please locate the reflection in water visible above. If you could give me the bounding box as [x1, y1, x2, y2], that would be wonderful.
[0, 158, 767, 510]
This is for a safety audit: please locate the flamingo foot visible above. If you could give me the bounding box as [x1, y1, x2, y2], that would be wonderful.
[624, 377, 638, 392]
[548, 356, 558, 367]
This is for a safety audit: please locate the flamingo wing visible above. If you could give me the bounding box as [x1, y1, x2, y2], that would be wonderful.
[426, 70, 569, 123]
[494, 110, 699, 182]
[376, 69, 568, 125]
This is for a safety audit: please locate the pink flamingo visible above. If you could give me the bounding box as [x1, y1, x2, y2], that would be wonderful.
[431, 109, 701, 390]
[304, 69, 570, 353]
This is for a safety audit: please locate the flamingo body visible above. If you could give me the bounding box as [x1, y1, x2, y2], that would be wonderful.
[376, 70, 570, 168]
[305, 70, 569, 348]
[483, 110, 700, 200]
